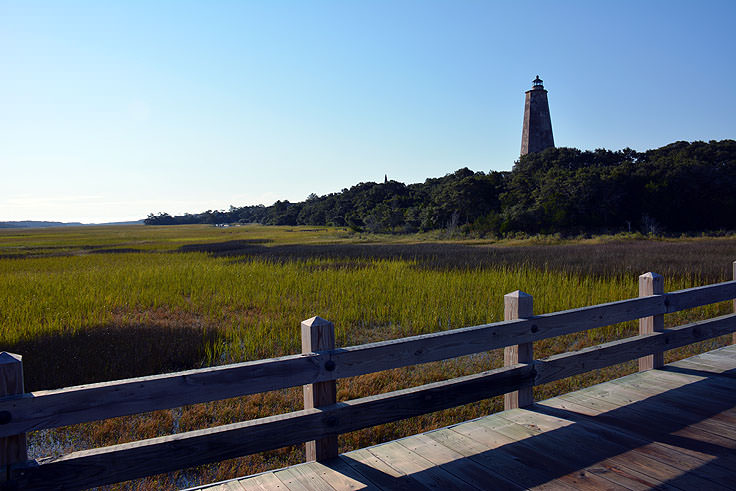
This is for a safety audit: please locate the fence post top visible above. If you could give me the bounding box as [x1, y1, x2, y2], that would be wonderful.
[0, 352, 22, 365]
[302, 316, 333, 328]
[639, 272, 663, 280]
[505, 290, 532, 299]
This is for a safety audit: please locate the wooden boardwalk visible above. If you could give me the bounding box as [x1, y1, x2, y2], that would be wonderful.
[195, 344, 736, 490]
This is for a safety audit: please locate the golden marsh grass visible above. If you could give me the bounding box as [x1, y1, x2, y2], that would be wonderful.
[1, 225, 734, 489]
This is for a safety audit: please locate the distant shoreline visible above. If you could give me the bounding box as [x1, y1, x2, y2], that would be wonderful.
[0, 220, 144, 229]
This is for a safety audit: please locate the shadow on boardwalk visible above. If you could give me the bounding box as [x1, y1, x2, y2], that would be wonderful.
[317, 362, 736, 489]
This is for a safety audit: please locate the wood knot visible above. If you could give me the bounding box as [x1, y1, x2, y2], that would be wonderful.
[325, 360, 336, 372]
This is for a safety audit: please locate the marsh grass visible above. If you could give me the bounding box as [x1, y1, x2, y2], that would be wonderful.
[1, 225, 734, 489]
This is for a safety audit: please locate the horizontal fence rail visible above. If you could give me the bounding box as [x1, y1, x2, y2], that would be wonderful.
[3, 279, 736, 439]
[11, 364, 534, 490]
[2, 266, 736, 490]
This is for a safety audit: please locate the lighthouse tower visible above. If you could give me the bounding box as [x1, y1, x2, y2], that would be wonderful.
[520, 75, 554, 155]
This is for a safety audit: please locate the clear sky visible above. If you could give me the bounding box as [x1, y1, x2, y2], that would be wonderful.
[2, 1, 735, 223]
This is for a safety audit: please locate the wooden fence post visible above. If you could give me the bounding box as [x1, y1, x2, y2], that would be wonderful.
[733, 261, 736, 345]
[0, 352, 27, 482]
[639, 272, 665, 371]
[301, 316, 338, 461]
[504, 291, 534, 410]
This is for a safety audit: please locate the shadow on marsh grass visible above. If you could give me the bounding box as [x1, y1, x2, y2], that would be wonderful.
[178, 239, 736, 282]
[4, 323, 221, 391]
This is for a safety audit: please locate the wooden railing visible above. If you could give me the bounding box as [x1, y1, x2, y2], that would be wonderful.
[1, 264, 736, 490]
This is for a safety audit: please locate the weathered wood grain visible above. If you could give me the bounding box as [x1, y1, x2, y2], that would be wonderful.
[397, 432, 520, 489]
[6, 363, 533, 490]
[639, 272, 664, 370]
[339, 450, 424, 491]
[299, 460, 380, 491]
[504, 291, 534, 409]
[367, 441, 471, 490]
[275, 465, 334, 491]
[665, 279, 736, 312]
[534, 313, 736, 385]
[251, 472, 289, 490]
[302, 317, 338, 462]
[422, 429, 529, 490]
[503, 407, 736, 489]
[493, 410, 679, 490]
[536, 396, 736, 482]
[470, 418, 613, 490]
[4, 278, 734, 439]
[0, 293, 661, 438]
[583, 383, 736, 441]
[0, 352, 324, 438]
[0, 353, 26, 477]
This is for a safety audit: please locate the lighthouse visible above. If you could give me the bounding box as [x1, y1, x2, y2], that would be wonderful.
[520, 75, 555, 155]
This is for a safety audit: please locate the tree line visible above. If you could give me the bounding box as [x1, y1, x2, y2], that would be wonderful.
[145, 139, 736, 235]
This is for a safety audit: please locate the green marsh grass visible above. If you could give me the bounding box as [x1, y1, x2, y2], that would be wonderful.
[1, 225, 734, 489]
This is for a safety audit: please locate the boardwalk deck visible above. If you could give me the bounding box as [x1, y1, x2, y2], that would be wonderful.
[191, 344, 736, 490]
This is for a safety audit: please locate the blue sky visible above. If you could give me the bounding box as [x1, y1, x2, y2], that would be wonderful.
[2, 0, 735, 222]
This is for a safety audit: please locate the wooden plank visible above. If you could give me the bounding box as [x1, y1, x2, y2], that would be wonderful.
[252, 473, 290, 490]
[224, 472, 288, 491]
[535, 397, 736, 476]
[421, 428, 526, 490]
[582, 383, 736, 441]
[367, 441, 474, 490]
[233, 477, 265, 491]
[687, 347, 736, 363]
[426, 426, 591, 491]
[340, 449, 426, 491]
[3, 279, 734, 439]
[639, 272, 665, 370]
[448, 418, 590, 490]
[218, 481, 249, 491]
[688, 351, 736, 369]
[667, 358, 736, 377]
[447, 418, 573, 488]
[499, 408, 736, 490]
[493, 410, 678, 490]
[538, 395, 706, 457]
[534, 313, 736, 385]
[609, 374, 736, 426]
[6, 363, 533, 490]
[300, 461, 380, 491]
[558, 390, 736, 455]
[0, 294, 663, 437]
[195, 479, 248, 491]
[579, 379, 736, 433]
[479, 416, 641, 491]
[328, 293, 667, 380]
[302, 317, 338, 462]
[705, 344, 736, 358]
[540, 399, 736, 488]
[0, 352, 324, 438]
[275, 465, 335, 491]
[649, 366, 732, 389]
[666, 279, 736, 312]
[504, 291, 534, 409]
[397, 432, 521, 489]
[0, 353, 26, 479]
[471, 417, 627, 490]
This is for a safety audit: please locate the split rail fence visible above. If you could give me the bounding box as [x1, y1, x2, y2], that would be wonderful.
[1, 264, 736, 490]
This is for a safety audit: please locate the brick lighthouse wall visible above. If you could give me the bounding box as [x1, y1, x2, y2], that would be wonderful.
[521, 88, 554, 155]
